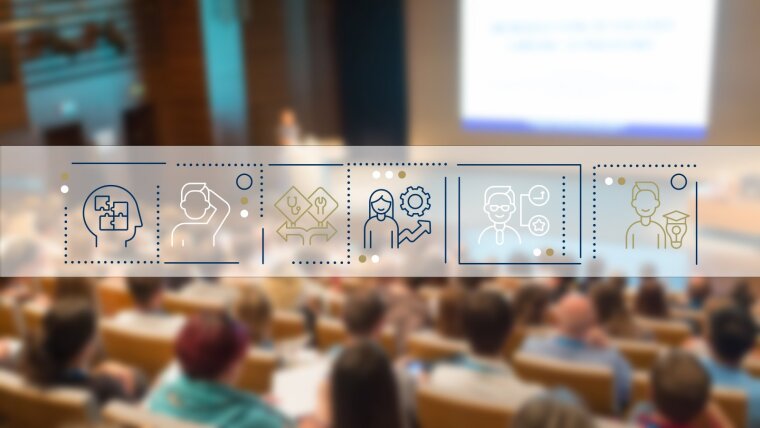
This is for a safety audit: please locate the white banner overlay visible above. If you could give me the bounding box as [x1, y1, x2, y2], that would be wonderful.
[1, 146, 758, 277]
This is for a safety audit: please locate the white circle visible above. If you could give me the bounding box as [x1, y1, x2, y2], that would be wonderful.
[527, 185, 550, 207]
[240, 209, 249, 218]
[372, 171, 381, 179]
[371, 255, 380, 263]
[60, 185, 69, 194]
[605, 177, 613, 186]
[385, 170, 393, 179]
[533, 248, 542, 257]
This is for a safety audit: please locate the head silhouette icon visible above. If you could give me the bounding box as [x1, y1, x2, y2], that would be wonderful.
[83, 185, 143, 248]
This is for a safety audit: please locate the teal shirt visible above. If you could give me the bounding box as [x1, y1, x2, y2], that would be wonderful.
[148, 373, 289, 428]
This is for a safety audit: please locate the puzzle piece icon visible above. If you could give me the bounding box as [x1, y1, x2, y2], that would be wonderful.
[111, 201, 128, 217]
[111, 214, 128, 231]
[94, 195, 111, 211]
[99, 214, 114, 231]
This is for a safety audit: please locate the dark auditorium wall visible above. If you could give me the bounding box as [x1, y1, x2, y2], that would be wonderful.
[335, 0, 408, 146]
[133, 0, 213, 146]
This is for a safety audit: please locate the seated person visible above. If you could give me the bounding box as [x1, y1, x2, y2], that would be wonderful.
[513, 396, 595, 428]
[148, 312, 289, 428]
[521, 293, 632, 412]
[429, 290, 543, 405]
[591, 282, 651, 341]
[300, 340, 405, 428]
[513, 284, 552, 329]
[632, 351, 731, 428]
[702, 307, 760, 428]
[337, 289, 387, 352]
[236, 287, 274, 349]
[634, 279, 670, 320]
[21, 298, 143, 405]
[113, 277, 184, 334]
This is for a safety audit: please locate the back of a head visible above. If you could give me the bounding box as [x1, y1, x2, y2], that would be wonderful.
[330, 340, 402, 428]
[635, 280, 669, 319]
[462, 290, 513, 355]
[54, 277, 95, 302]
[23, 298, 96, 385]
[127, 277, 163, 309]
[236, 288, 273, 343]
[708, 307, 757, 365]
[590, 282, 627, 324]
[651, 351, 711, 425]
[687, 278, 712, 305]
[513, 397, 595, 428]
[513, 284, 550, 327]
[436, 285, 466, 339]
[342, 290, 386, 337]
[553, 293, 596, 339]
[175, 312, 248, 381]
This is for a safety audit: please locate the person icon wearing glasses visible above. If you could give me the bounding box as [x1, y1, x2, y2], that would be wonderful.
[478, 186, 522, 246]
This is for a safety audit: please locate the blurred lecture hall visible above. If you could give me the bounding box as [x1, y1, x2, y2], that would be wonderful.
[1, 1, 760, 428]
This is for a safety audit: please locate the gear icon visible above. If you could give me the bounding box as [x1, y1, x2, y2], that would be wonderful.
[400, 186, 431, 217]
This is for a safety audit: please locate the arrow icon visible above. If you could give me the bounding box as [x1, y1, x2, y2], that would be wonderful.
[398, 220, 431, 246]
[277, 222, 338, 245]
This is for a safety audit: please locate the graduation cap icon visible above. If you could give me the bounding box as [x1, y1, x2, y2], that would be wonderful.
[664, 210, 689, 249]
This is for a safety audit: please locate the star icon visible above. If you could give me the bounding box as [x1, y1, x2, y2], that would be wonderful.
[528, 215, 550, 236]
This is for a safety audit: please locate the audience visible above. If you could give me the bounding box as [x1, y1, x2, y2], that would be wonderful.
[513, 284, 551, 328]
[236, 287, 274, 348]
[702, 307, 760, 428]
[513, 396, 596, 428]
[21, 298, 142, 405]
[634, 279, 670, 319]
[341, 289, 387, 345]
[114, 277, 184, 334]
[429, 290, 543, 405]
[521, 293, 632, 412]
[0, 276, 756, 427]
[684, 278, 713, 311]
[591, 282, 650, 340]
[302, 340, 404, 428]
[148, 312, 289, 428]
[434, 284, 467, 340]
[382, 278, 431, 352]
[632, 351, 730, 428]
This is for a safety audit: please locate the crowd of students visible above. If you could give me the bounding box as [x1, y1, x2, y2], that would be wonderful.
[0, 276, 758, 428]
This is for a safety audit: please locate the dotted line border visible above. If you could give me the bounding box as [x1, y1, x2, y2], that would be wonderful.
[63, 206, 68, 259]
[156, 185, 161, 260]
[348, 162, 448, 166]
[561, 177, 566, 256]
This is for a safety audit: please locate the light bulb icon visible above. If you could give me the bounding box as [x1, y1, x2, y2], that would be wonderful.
[664, 210, 689, 249]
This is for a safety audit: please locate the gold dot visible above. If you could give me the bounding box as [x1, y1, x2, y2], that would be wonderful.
[618, 177, 626, 185]
[398, 171, 406, 179]
[546, 248, 554, 256]
[240, 197, 249, 205]
[358, 255, 367, 263]
[61, 173, 69, 181]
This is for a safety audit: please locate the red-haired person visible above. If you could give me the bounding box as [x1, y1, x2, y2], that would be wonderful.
[148, 312, 289, 427]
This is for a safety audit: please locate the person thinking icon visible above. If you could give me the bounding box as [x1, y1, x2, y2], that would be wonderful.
[626, 181, 667, 249]
[478, 186, 522, 246]
[171, 183, 230, 248]
[364, 189, 400, 249]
